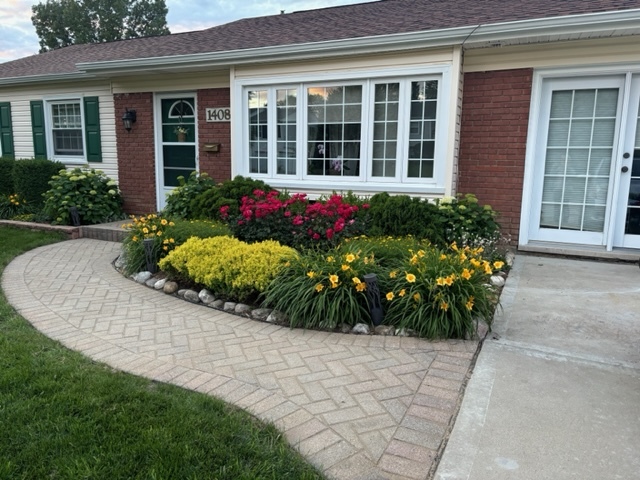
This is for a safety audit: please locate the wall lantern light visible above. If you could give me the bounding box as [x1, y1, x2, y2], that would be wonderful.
[122, 109, 137, 132]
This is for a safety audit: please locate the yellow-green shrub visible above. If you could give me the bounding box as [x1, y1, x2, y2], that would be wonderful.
[159, 236, 297, 302]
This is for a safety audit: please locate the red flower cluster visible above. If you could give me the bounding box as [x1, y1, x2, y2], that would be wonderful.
[220, 189, 368, 247]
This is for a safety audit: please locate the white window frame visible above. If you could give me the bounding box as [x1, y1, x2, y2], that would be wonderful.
[233, 65, 451, 194]
[43, 96, 87, 165]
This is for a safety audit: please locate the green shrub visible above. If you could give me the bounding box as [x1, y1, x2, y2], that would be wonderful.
[0, 157, 15, 195]
[190, 175, 276, 220]
[341, 235, 430, 268]
[163, 172, 217, 219]
[379, 244, 501, 339]
[43, 168, 123, 225]
[159, 236, 297, 302]
[365, 192, 502, 250]
[121, 214, 230, 275]
[262, 243, 379, 330]
[366, 192, 440, 240]
[12, 158, 63, 207]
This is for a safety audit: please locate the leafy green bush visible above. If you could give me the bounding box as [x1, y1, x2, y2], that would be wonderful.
[365, 192, 501, 249]
[163, 172, 217, 219]
[0, 157, 15, 195]
[159, 236, 297, 302]
[121, 214, 230, 275]
[262, 243, 379, 330]
[380, 244, 501, 339]
[189, 175, 276, 220]
[366, 192, 440, 240]
[12, 158, 63, 207]
[341, 235, 430, 268]
[43, 168, 123, 225]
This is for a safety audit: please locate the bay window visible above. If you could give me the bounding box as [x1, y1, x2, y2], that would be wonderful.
[237, 68, 450, 192]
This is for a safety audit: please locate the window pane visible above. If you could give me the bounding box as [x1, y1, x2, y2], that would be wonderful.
[306, 85, 362, 177]
[51, 102, 84, 156]
[407, 81, 438, 179]
[248, 90, 268, 174]
[276, 88, 297, 175]
[371, 83, 399, 178]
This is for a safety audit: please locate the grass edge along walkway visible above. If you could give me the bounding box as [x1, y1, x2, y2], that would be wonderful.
[0, 226, 324, 480]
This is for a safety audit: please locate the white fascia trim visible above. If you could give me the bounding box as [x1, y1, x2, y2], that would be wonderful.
[0, 72, 95, 87]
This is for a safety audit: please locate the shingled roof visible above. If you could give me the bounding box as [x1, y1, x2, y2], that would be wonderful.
[1, 0, 639, 80]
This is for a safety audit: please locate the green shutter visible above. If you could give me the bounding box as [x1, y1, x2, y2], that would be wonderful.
[84, 96, 102, 162]
[30, 100, 47, 159]
[0, 102, 15, 159]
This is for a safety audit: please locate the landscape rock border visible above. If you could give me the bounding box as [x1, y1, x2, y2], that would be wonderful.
[115, 252, 500, 339]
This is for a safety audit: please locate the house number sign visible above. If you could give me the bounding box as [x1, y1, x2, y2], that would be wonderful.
[206, 107, 231, 122]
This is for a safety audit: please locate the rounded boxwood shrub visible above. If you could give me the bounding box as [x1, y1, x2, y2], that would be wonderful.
[43, 168, 123, 225]
[163, 172, 217, 219]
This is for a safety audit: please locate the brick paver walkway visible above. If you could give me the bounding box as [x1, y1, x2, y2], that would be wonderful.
[3, 239, 479, 480]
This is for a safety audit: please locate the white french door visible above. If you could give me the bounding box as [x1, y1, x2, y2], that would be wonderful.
[528, 73, 640, 249]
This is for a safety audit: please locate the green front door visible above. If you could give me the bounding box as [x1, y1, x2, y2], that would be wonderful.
[157, 95, 196, 209]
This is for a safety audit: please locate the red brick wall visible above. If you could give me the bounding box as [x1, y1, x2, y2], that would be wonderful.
[114, 92, 156, 214]
[458, 68, 533, 244]
[197, 88, 232, 183]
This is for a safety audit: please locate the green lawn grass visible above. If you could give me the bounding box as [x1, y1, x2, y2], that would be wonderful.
[0, 226, 323, 480]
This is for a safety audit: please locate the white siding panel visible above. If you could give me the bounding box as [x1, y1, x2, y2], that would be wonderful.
[465, 36, 640, 73]
[112, 71, 230, 94]
[235, 48, 455, 79]
[0, 81, 119, 183]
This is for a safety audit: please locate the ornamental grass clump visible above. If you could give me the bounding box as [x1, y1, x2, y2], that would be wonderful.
[262, 243, 381, 330]
[122, 215, 230, 275]
[0, 193, 32, 219]
[159, 236, 297, 302]
[381, 243, 502, 339]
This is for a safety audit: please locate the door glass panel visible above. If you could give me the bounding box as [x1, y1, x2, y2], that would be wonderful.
[161, 97, 196, 190]
[624, 97, 640, 236]
[540, 88, 618, 232]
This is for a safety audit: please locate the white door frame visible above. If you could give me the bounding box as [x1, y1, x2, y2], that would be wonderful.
[520, 65, 640, 250]
[153, 92, 198, 211]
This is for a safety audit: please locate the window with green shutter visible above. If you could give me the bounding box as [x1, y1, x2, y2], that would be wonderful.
[32, 96, 103, 163]
[30, 100, 48, 159]
[0, 102, 15, 159]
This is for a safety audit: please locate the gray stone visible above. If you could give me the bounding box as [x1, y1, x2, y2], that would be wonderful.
[114, 254, 126, 270]
[490, 275, 506, 287]
[251, 308, 272, 321]
[341, 323, 352, 334]
[154, 278, 167, 290]
[211, 299, 225, 309]
[177, 289, 188, 298]
[351, 323, 370, 335]
[266, 310, 288, 324]
[505, 250, 516, 267]
[235, 303, 252, 315]
[223, 301, 237, 312]
[198, 289, 216, 304]
[133, 271, 152, 284]
[397, 328, 418, 337]
[184, 290, 200, 303]
[145, 277, 157, 288]
[163, 281, 179, 294]
[374, 325, 395, 336]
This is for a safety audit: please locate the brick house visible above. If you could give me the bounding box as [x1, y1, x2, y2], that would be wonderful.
[1, 0, 639, 257]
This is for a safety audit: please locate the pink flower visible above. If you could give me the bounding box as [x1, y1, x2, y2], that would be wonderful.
[312, 233, 321, 240]
[326, 228, 334, 240]
[284, 211, 292, 217]
[293, 215, 304, 226]
[253, 189, 265, 197]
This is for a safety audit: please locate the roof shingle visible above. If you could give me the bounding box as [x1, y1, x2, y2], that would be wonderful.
[1, 0, 639, 79]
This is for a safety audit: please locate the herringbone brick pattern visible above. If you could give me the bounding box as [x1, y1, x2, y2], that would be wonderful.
[3, 240, 479, 480]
